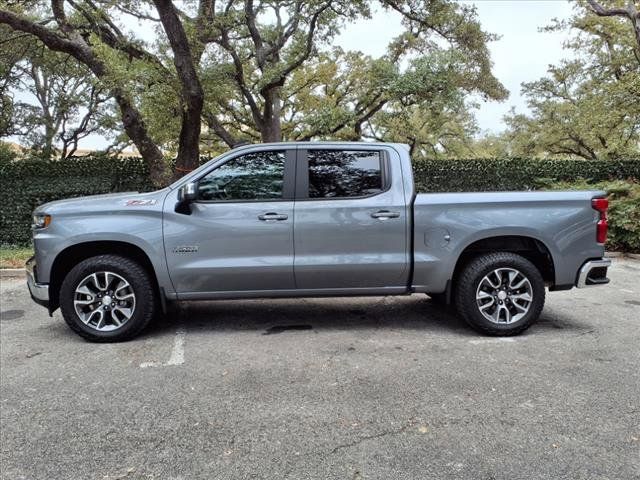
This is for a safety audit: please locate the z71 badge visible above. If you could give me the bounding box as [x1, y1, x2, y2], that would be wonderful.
[173, 245, 199, 254]
[125, 199, 157, 206]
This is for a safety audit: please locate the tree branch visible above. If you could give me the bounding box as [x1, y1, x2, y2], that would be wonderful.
[218, 30, 264, 127]
[244, 0, 266, 69]
[258, 1, 333, 94]
[587, 0, 640, 50]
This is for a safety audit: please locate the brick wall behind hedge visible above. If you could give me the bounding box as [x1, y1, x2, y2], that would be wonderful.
[1, 156, 638, 246]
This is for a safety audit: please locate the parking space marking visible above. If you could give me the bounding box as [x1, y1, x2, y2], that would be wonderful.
[468, 338, 517, 345]
[166, 326, 186, 366]
[140, 326, 186, 368]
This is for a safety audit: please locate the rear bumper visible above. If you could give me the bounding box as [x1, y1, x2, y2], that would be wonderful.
[26, 256, 49, 308]
[576, 258, 611, 288]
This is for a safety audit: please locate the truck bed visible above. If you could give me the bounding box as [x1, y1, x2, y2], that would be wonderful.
[411, 190, 606, 293]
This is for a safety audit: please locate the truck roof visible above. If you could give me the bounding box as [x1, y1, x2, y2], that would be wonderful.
[231, 141, 410, 151]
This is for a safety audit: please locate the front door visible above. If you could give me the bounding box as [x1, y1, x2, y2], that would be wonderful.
[163, 148, 296, 295]
[293, 147, 410, 290]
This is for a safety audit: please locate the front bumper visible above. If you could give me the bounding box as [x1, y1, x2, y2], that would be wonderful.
[576, 258, 611, 288]
[26, 256, 49, 308]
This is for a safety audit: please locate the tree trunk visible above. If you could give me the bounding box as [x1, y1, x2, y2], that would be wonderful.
[114, 90, 167, 186]
[261, 87, 282, 142]
[153, 0, 204, 179]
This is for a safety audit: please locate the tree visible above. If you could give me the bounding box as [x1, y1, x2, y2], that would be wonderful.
[194, 0, 507, 149]
[3, 33, 114, 158]
[0, 1, 167, 184]
[503, 0, 640, 160]
[0, 0, 506, 181]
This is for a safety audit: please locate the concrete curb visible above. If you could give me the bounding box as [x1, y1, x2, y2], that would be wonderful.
[605, 251, 640, 259]
[0, 269, 26, 279]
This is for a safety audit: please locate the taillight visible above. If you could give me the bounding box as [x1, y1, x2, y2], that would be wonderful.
[592, 197, 608, 244]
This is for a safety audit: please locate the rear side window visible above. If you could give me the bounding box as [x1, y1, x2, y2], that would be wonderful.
[307, 150, 384, 198]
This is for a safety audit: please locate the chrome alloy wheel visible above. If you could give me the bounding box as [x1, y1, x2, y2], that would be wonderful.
[73, 271, 136, 331]
[475, 268, 533, 324]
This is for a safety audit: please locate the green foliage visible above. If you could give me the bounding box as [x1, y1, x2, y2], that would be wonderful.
[0, 155, 154, 246]
[501, 1, 640, 160]
[0, 246, 33, 269]
[0, 141, 17, 162]
[533, 178, 640, 253]
[412, 157, 640, 192]
[2, 154, 639, 250]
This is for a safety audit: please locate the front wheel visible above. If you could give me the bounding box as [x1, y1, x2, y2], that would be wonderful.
[454, 252, 545, 336]
[59, 255, 157, 342]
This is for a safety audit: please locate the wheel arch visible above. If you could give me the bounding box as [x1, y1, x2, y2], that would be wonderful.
[48, 241, 161, 313]
[450, 235, 556, 293]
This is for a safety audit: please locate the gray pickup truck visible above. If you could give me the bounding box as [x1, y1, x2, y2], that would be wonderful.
[27, 142, 611, 341]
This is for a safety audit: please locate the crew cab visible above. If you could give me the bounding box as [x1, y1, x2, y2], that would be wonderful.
[26, 142, 611, 341]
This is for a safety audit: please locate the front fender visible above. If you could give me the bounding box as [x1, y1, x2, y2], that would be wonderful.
[33, 212, 173, 295]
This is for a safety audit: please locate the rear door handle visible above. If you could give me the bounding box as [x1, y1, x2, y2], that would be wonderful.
[258, 212, 288, 221]
[371, 210, 400, 219]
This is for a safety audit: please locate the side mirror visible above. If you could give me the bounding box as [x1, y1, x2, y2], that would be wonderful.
[176, 181, 198, 214]
[178, 182, 198, 202]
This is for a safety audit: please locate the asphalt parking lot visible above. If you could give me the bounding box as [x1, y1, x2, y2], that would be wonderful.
[1, 259, 639, 480]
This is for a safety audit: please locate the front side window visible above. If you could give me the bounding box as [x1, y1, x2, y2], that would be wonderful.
[198, 151, 285, 201]
[308, 150, 384, 198]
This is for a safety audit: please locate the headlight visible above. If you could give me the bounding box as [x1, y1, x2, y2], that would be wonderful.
[32, 214, 52, 229]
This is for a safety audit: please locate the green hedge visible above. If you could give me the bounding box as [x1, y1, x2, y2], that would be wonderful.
[412, 157, 640, 192]
[0, 155, 155, 246]
[534, 179, 640, 253]
[1, 155, 639, 247]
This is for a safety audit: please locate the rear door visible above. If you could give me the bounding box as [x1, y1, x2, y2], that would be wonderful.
[293, 147, 409, 290]
[163, 148, 296, 295]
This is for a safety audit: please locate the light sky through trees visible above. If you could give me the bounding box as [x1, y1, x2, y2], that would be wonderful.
[5, 0, 575, 151]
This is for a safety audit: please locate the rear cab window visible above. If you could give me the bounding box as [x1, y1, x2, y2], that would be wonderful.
[306, 150, 385, 199]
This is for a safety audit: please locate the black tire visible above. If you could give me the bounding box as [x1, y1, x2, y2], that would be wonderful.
[454, 252, 545, 336]
[59, 254, 157, 342]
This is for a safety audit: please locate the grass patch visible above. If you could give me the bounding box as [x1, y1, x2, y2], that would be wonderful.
[0, 247, 33, 269]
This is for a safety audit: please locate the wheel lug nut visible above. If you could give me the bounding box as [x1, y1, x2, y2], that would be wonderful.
[111, 302, 115, 306]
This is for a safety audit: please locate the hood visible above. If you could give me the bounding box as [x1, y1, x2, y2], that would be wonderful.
[35, 189, 169, 215]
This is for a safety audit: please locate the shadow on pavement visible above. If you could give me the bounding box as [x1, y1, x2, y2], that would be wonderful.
[142, 295, 590, 339]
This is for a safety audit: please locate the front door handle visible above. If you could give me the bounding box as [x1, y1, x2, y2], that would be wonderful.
[371, 210, 400, 219]
[258, 212, 288, 221]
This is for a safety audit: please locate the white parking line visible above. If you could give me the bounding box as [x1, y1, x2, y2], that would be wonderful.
[166, 327, 186, 366]
[468, 338, 517, 345]
[140, 326, 186, 368]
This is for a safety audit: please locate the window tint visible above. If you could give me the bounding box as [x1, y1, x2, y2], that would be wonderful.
[198, 151, 285, 201]
[308, 150, 383, 198]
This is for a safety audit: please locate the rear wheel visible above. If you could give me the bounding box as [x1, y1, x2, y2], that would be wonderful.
[59, 255, 156, 342]
[455, 252, 545, 336]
